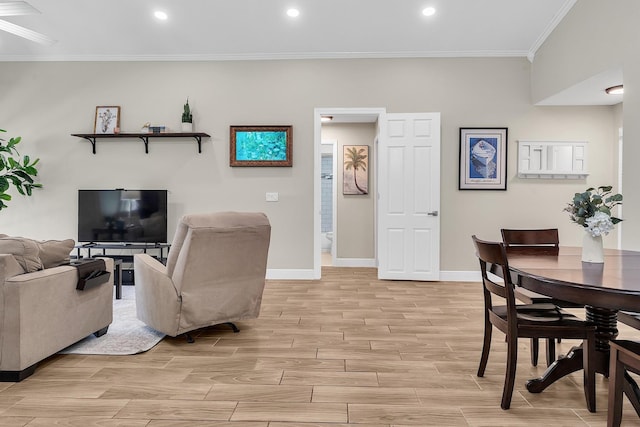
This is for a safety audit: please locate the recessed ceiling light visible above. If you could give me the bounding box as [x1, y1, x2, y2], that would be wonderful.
[321, 116, 333, 123]
[154, 10, 168, 20]
[422, 7, 436, 17]
[605, 85, 624, 95]
[287, 8, 300, 18]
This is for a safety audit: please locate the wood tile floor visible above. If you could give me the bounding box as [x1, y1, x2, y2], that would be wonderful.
[1, 266, 640, 426]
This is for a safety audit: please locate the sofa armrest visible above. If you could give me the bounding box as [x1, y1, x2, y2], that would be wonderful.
[1, 261, 113, 372]
[134, 253, 181, 336]
[0, 254, 25, 281]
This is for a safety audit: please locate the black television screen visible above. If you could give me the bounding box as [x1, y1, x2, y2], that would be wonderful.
[78, 190, 168, 243]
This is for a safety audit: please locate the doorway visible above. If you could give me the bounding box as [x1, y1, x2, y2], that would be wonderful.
[320, 139, 337, 266]
[314, 108, 386, 279]
[314, 109, 442, 281]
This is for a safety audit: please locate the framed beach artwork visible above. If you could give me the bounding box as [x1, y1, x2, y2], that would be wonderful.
[343, 145, 369, 195]
[459, 127, 508, 190]
[94, 106, 120, 134]
[230, 125, 292, 167]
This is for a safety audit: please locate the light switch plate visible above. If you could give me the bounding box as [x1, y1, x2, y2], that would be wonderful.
[266, 192, 279, 202]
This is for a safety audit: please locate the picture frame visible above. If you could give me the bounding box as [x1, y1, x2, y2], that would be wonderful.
[230, 125, 292, 167]
[94, 106, 120, 134]
[459, 127, 508, 190]
[343, 145, 369, 195]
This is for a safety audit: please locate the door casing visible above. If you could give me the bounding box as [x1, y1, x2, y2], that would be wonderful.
[315, 108, 441, 281]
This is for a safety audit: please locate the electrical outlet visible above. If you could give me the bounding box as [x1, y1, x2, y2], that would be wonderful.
[266, 192, 279, 202]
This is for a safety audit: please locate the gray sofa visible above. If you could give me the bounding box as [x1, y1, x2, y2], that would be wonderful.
[0, 244, 113, 381]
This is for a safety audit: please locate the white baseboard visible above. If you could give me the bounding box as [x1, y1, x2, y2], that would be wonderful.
[267, 268, 480, 282]
[439, 270, 481, 282]
[266, 269, 316, 280]
[332, 258, 377, 267]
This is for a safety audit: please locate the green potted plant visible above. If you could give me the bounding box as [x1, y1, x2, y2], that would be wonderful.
[181, 98, 193, 132]
[0, 129, 42, 211]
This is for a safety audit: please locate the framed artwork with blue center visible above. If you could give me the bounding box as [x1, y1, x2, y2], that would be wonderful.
[459, 127, 508, 190]
[230, 125, 292, 167]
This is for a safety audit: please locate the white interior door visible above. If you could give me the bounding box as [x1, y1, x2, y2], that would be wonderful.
[377, 113, 441, 281]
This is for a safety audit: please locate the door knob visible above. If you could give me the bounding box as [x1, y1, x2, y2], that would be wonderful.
[428, 211, 438, 216]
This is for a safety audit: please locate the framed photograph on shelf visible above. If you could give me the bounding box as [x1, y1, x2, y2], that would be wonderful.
[343, 145, 369, 195]
[94, 106, 120, 134]
[459, 127, 508, 190]
[230, 125, 292, 167]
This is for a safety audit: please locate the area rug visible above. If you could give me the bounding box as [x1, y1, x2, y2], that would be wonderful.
[59, 288, 165, 355]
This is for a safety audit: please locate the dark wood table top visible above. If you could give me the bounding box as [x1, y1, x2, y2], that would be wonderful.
[507, 247, 640, 312]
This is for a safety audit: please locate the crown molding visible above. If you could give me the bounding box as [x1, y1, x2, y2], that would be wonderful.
[0, 49, 532, 63]
[527, 0, 577, 62]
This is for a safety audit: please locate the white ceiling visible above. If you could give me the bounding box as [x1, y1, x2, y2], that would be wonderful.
[1, 0, 574, 61]
[0, 0, 623, 106]
[535, 67, 624, 106]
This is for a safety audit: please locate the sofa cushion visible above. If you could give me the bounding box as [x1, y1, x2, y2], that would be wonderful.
[0, 237, 43, 272]
[37, 239, 75, 268]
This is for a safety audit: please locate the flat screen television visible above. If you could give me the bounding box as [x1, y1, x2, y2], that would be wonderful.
[78, 189, 168, 243]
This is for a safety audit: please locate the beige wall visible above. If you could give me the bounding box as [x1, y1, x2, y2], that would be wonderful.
[322, 123, 376, 259]
[532, 0, 638, 250]
[0, 57, 618, 275]
[531, 0, 637, 104]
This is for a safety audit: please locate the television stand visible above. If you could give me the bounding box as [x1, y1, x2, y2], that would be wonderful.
[75, 242, 170, 259]
[74, 243, 171, 293]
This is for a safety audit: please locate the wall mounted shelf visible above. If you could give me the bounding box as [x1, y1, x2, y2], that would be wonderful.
[517, 140, 588, 179]
[71, 132, 211, 154]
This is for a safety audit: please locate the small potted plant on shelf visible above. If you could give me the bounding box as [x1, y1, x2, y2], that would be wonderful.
[181, 98, 193, 133]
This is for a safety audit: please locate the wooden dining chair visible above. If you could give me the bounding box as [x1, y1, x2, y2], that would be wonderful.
[500, 228, 560, 256]
[608, 340, 640, 426]
[472, 235, 597, 411]
[501, 228, 579, 367]
[617, 311, 640, 333]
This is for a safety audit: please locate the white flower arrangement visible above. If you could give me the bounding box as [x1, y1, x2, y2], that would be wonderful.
[584, 211, 615, 237]
[564, 186, 623, 237]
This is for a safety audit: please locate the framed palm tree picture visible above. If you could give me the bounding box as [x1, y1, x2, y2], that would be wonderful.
[343, 145, 369, 195]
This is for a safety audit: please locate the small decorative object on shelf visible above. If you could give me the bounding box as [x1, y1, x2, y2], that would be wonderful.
[94, 106, 120, 134]
[564, 185, 623, 263]
[181, 98, 193, 133]
[149, 125, 166, 134]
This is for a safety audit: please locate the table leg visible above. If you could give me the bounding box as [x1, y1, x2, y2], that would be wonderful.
[525, 344, 582, 393]
[114, 260, 122, 300]
[586, 305, 619, 355]
[526, 306, 618, 393]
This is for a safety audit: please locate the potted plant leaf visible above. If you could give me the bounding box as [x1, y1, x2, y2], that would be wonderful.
[0, 129, 42, 211]
[181, 98, 193, 132]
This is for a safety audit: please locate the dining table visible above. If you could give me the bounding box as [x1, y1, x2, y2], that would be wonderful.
[507, 246, 640, 413]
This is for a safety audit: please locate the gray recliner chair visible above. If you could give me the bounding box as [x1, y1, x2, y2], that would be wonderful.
[134, 212, 271, 339]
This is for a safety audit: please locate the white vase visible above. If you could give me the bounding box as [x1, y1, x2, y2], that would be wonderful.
[181, 122, 193, 133]
[582, 232, 604, 263]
